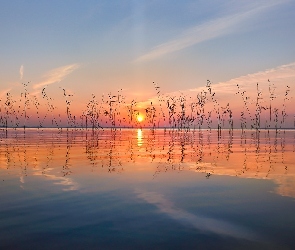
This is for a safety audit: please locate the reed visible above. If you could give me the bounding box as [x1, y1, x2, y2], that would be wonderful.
[0, 80, 293, 138]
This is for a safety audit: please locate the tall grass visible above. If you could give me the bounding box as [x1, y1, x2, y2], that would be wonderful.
[0, 80, 293, 137]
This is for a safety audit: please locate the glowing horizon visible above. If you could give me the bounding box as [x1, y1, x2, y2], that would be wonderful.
[0, 65, 294, 129]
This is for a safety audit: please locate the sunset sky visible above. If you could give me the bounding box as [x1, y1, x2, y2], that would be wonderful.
[1, 0, 295, 127]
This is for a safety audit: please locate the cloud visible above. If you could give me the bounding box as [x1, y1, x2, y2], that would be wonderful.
[191, 61, 295, 95]
[135, 189, 258, 240]
[33, 63, 80, 89]
[143, 61, 295, 99]
[19, 65, 24, 80]
[135, 0, 287, 62]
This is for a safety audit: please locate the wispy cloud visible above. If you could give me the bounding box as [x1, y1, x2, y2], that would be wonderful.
[19, 65, 24, 80]
[135, 0, 287, 62]
[190, 61, 295, 94]
[33, 63, 80, 89]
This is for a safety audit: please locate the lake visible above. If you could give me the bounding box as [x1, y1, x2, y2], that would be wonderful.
[1, 128, 295, 249]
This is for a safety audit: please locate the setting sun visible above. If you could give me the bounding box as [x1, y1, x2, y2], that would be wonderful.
[137, 114, 144, 123]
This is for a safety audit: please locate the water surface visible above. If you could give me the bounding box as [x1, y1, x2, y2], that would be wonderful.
[1, 128, 295, 249]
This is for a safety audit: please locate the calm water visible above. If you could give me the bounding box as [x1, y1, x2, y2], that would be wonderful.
[1, 128, 295, 249]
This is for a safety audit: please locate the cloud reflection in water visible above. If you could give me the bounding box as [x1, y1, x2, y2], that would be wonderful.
[135, 189, 259, 241]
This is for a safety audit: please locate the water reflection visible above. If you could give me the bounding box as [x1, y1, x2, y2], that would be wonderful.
[137, 128, 143, 146]
[1, 128, 295, 249]
[0, 128, 294, 198]
[135, 189, 257, 241]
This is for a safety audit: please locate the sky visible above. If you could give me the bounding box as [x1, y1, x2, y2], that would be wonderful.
[1, 0, 295, 128]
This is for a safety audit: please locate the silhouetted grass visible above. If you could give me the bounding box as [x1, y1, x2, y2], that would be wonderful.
[0, 80, 293, 140]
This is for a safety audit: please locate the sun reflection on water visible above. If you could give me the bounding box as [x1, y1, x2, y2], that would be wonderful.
[137, 129, 143, 146]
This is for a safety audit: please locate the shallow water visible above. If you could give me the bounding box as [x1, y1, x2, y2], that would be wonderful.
[1, 128, 295, 249]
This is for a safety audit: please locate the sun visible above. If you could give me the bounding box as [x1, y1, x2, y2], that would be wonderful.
[137, 114, 144, 123]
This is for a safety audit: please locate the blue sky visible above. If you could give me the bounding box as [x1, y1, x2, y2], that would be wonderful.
[1, 0, 295, 126]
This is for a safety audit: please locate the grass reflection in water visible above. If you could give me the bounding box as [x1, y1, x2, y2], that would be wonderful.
[0, 128, 295, 249]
